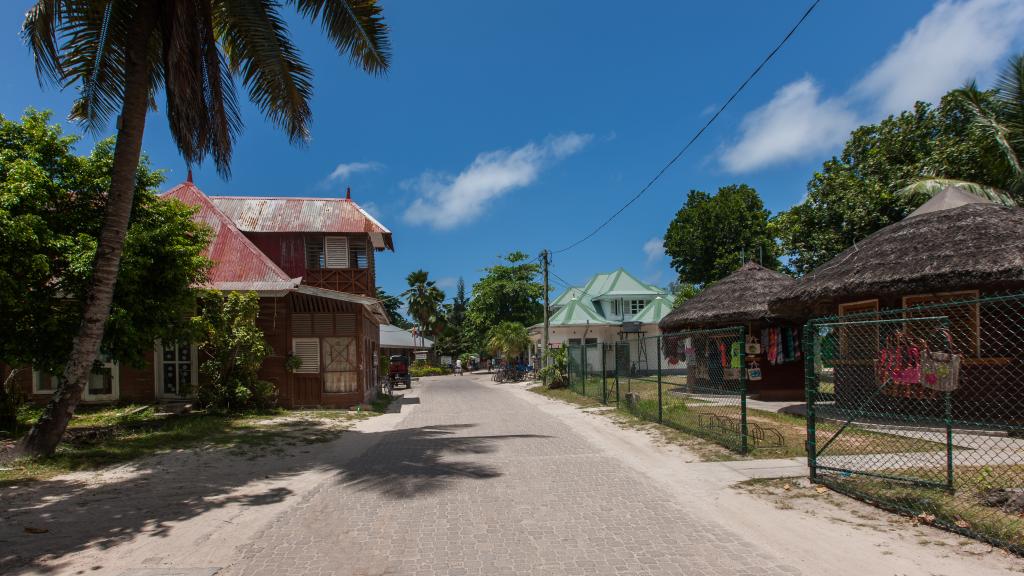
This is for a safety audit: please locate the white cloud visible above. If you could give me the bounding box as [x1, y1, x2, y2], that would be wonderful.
[403, 133, 592, 230]
[326, 161, 382, 183]
[360, 201, 381, 219]
[721, 77, 858, 173]
[643, 237, 664, 263]
[721, 0, 1024, 173]
[436, 276, 458, 291]
[855, 0, 1024, 114]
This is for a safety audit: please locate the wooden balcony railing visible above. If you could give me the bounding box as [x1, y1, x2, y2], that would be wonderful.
[303, 268, 374, 296]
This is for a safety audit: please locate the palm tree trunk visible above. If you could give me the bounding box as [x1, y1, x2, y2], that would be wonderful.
[18, 4, 159, 457]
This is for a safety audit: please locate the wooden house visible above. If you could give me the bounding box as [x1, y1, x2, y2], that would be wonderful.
[9, 176, 393, 408]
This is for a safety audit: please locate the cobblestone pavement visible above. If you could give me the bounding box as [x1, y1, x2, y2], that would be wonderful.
[225, 376, 799, 576]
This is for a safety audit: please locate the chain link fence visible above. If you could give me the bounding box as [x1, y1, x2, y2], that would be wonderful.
[806, 292, 1024, 553]
[566, 326, 755, 453]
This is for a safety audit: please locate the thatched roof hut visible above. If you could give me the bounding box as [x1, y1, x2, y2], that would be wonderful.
[659, 262, 796, 331]
[770, 192, 1024, 319]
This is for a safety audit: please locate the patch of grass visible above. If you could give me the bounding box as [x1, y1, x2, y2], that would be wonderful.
[370, 394, 394, 413]
[824, 466, 1024, 552]
[0, 408, 377, 485]
[530, 385, 602, 408]
[535, 380, 947, 461]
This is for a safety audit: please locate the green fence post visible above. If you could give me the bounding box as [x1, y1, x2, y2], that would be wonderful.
[803, 324, 818, 481]
[615, 344, 621, 404]
[739, 326, 748, 455]
[582, 344, 587, 398]
[945, 390, 954, 491]
[657, 336, 663, 424]
[601, 344, 608, 404]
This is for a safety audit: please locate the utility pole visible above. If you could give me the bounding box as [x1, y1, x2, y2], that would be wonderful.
[542, 250, 551, 379]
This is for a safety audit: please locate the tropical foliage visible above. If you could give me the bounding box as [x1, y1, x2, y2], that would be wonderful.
[538, 347, 568, 389]
[486, 321, 531, 361]
[0, 110, 210, 373]
[402, 270, 446, 341]
[194, 291, 275, 412]
[772, 92, 1005, 275]
[376, 286, 412, 329]
[467, 252, 543, 352]
[435, 277, 472, 358]
[19, 0, 391, 456]
[664, 184, 779, 285]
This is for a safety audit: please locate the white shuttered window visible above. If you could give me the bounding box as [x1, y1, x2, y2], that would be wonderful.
[292, 338, 321, 373]
[324, 237, 349, 269]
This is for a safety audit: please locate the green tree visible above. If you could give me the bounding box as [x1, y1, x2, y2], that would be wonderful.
[486, 321, 531, 361]
[670, 283, 701, 308]
[376, 286, 412, 329]
[0, 110, 210, 380]
[925, 53, 1024, 199]
[434, 277, 471, 358]
[773, 93, 1003, 275]
[663, 184, 779, 285]
[402, 270, 446, 345]
[21, 0, 390, 456]
[466, 252, 543, 353]
[194, 291, 275, 412]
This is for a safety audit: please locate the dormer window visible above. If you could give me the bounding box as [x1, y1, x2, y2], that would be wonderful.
[305, 236, 368, 270]
[629, 299, 645, 315]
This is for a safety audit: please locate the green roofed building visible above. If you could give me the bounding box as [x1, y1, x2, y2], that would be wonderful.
[529, 269, 676, 373]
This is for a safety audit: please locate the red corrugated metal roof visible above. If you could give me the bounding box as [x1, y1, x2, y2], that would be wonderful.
[162, 182, 298, 291]
[210, 196, 394, 251]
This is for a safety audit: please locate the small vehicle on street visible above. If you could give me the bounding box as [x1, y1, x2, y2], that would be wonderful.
[388, 355, 412, 389]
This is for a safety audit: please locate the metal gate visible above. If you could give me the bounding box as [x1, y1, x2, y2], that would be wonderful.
[806, 315, 957, 489]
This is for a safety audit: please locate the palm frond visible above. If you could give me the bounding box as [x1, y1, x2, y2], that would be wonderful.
[897, 178, 1017, 206]
[22, 0, 64, 84]
[214, 0, 313, 143]
[161, 0, 242, 176]
[288, 0, 390, 74]
[954, 81, 1024, 184]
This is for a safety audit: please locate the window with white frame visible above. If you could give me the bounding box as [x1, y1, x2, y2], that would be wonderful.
[292, 338, 321, 373]
[612, 300, 620, 316]
[87, 357, 117, 397]
[158, 341, 195, 396]
[629, 299, 646, 315]
[33, 369, 57, 394]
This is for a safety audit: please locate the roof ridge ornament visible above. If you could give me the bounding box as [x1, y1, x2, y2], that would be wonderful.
[346, 187, 351, 201]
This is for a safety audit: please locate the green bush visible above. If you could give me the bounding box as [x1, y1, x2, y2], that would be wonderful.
[194, 291, 277, 412]
[539, 347, 568, 388]
[409, 360, 449, 377]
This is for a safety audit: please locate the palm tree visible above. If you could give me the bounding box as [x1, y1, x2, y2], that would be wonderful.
[20, 1, 390, 457]
[486, 321, 530, 364]
[402, 270, 445, 347]
[901, 54, 1024, 205]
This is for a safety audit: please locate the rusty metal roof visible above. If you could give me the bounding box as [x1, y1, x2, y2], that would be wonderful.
[162, 182, 299, 291]
[209, 195, 394, 251]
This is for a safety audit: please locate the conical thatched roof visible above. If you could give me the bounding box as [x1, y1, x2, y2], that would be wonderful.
[770, 202, 1024, 318]
[659, 262, 796, 331]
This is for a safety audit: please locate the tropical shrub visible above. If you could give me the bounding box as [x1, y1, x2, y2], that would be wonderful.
[538, 347, 568, 389]
[194, 291, 276, 412]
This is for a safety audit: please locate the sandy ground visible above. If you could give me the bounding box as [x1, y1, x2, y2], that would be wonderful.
[3, 376, 1024, 575]
[505, 378, 1024, 576]
[0, 403, 416, 575]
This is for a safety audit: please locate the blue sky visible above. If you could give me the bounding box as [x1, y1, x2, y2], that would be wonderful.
[2, 1, 1023, 304]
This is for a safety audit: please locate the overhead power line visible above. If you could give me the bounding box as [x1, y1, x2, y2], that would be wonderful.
[550, 0, 822, 255]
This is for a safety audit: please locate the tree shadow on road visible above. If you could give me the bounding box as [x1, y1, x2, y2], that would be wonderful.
[337, 423, 551, 499]
[0, 420, 549, 574]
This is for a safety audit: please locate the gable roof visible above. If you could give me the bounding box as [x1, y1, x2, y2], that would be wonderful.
[162, 182, 298, 292]
[551, 287, 583, 308]
[548, 296, 618, 325]
[632, 295, 673, 324]
[210, 196, 394, 250]
[661, 262, 795, 330]
[583, 268, 665, 298]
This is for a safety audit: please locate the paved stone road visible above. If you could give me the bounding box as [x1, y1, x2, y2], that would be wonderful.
[226, 376, 800, 576]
